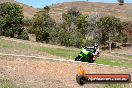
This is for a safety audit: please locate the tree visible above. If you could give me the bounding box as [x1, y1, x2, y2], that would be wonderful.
[60, 7, 87, 47]
[43, 6, 50, 12]
[31, 7, 56, 43]
[118, 0, 124, 5]
[77, 15, 88, 36]
[67, 7, 81, 16]
[0, 2, 24, 37]
[0, 16, 6, 35]
[87, 14, 102, 44]
[97, 16, 122, 52]
[67, 7, 81, 25]
[118, 0, 124, 3]
[23, 18, 31, 30]
[122, 21, 132, 47]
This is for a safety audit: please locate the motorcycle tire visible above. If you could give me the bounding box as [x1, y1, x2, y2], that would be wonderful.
[75, 55, 81, 61]
[88, 55, 95, 63]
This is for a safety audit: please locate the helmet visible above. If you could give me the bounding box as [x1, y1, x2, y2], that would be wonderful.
[94, 43, 98, 48]
[94, 43, 98, 46]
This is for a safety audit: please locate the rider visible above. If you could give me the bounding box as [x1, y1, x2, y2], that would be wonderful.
[82, 43, 100, 56]
[93, 43, 100, 56]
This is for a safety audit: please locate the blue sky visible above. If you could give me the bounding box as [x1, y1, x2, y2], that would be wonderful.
[16, 0, 132, 8]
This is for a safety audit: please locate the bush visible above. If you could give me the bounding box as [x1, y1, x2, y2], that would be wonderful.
[3, 29, 14, 37]
[0, 2, 24, 38]
[36, 32, 49, 43]
[17, 32, 29, 40]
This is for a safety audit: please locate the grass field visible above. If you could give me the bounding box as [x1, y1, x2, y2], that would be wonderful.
[0, 79, 15, 88]
[35, 47, 78, 59]
[0, 38, 132, 68]
[128, 56, 132, 59]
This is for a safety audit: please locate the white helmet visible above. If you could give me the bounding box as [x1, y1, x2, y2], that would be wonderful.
[94, 43, 98, 48]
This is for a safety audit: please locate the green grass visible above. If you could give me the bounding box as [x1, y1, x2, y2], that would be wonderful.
[0, 79, 15, 88]
[35, 47, 79, 59]
[95, 57, 132, 68]
[104, 84, 122, 88]
[128, 56, 132, 59]
[0, 38, 30, 49]
[15, 43, 31, 49]
[0, 39, 14, 48]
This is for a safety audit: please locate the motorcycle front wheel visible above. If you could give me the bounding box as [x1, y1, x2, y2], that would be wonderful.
[75, 55, 81, 61]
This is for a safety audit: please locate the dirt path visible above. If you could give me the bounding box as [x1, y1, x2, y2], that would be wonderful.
[0, 55, 131, 88]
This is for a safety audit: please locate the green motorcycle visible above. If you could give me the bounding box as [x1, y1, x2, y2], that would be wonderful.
[75, 47, 96, 63]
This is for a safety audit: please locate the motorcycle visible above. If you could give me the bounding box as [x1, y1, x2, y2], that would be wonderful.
[75, 47, 98, 63]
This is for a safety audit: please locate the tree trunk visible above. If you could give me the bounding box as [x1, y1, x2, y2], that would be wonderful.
[109, 33, 112, 53]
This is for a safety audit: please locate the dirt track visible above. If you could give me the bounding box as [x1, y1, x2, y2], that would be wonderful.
[0, 55, 132, 88]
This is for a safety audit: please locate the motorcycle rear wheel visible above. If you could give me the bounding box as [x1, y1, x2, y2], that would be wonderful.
[88, 55, 95, 63]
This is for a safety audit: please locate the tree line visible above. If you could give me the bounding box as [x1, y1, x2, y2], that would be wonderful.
[0, 2, 132, 52]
